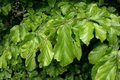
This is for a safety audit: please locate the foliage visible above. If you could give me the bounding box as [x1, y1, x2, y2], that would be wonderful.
[0, 0, 120, 80]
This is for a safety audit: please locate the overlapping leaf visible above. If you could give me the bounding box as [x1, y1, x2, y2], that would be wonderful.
[45, 64, 67, 77]
[0, 48, 11, 68]
[89, 47, 120, 80]
[38, 34, 54, 67]
[1, 1, 120, 80]
[10, 25, 20, 43]
[20, 34, 39, 71]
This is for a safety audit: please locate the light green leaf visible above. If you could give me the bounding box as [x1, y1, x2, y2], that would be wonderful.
[25, 51, 36, 71]
[10, 45, 19, 66]
[10, 25, 20, 43]
[107, 27, 118, 47]
[79, 21, 94, 46]
[94, 23, 106, 42]
[54, 25, 75, 66]
[91, 50, 119, 80]
[19, 25, 28, 40]
[60, 4, 71, 15]
[87, 4, 109, 20]
[88, 44, 108, 64]
[73, 26, 82, 61]
[118, 51, 120, 69]
[38, 34, 54, 67]
[94, 56, 116, 80]
[20, 35, 39, 71]
[0, 48, 11, 68]
[73, 42, 82, 61]
[0, 56, 7, 68]
[11, 46, 19, 59]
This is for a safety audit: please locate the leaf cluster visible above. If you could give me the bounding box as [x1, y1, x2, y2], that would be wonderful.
[0, 0, 120, 80]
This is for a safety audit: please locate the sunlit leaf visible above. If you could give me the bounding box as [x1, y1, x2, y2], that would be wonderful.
[79, 21, 94, 46]
[10, 25, 20, 43]
[54, 25, 75, 66]
[94, 23, 106, 42]
[20, 34, 39, 71]
[38, 34, 54, 67]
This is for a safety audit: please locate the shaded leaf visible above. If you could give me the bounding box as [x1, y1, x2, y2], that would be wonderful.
[48, 0, 56, 7]
[88, 44, 108, 64]
[73, 26, 82, 60]
[46, 64, 67, 77]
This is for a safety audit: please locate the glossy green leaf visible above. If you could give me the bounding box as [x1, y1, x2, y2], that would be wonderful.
[38, 34, 54, 67]
[91, 50, 120, 80]
[20, 35, 39, 71]
[54, 25, 75, 66]
[79, 21, 94, 46]
[94, 56, 117, 80]
[94, 23, 106, 42]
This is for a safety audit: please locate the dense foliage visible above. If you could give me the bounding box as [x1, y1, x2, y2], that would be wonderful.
[0, 0, 120, 80]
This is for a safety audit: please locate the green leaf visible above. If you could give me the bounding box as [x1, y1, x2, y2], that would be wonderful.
[94, 23, 106, 42]
[87, 4, 109, 20]
[0, 56, 7, 68]
[10, 25, 20, 43]
[73, 42, 82, 61]
[88, 44, 108, 64]
[38, 34, 54, 67]
[20, 35, 39, 71]
[1, 3, 11, 15]
[79, 21, 94, 46]
[118, 51, 120, 69]
[19, 25, 28, 40]
[91, 50, 120, 80]
[45, 64, 67, 77]
[73, 26, 82, 60]
[0, 48, 11, 68]
[94, 56, 116, 80]
[60, 4, 71, 15]
[54, 25, 75, 66]
[107, 27, 118, 47]
[10, 45, 19, 65]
